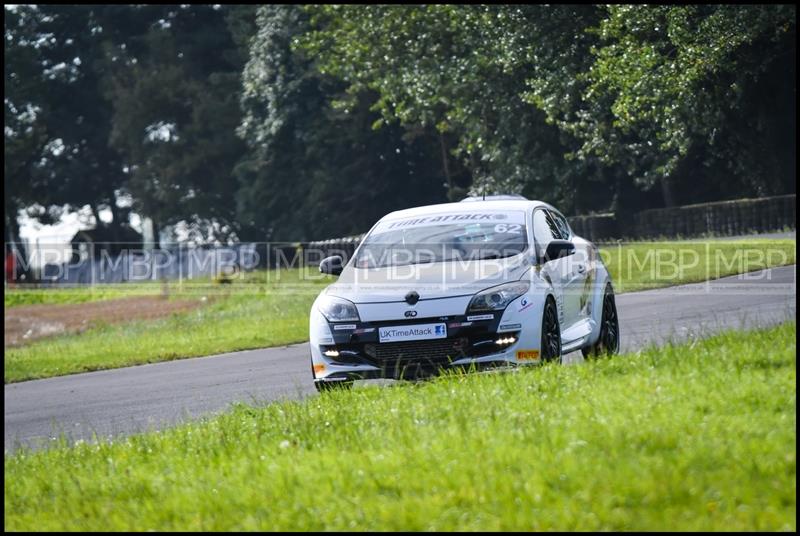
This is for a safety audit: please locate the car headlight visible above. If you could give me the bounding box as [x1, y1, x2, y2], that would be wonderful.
[317, 295, 360, 322]
[467, 281, 530, 313]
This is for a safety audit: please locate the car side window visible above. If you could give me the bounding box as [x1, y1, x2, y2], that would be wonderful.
[548, 210, 571, 240]
[532, 209, 559, 258]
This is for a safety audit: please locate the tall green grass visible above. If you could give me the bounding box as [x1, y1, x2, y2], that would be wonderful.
[4, 240, 795, 383]
[4, 322, 795, 531]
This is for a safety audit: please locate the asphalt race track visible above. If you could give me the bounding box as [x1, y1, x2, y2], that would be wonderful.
[5, 264, 796, 452]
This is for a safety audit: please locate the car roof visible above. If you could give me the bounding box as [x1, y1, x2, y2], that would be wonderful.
[379, 199, 557, 221]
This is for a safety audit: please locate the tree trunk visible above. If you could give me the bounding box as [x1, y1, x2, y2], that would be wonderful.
[660, 176, 676, 207]
[107, 191, 122, 246]
[150, 217, 161, 249]
[6, 211, 21, 251]
[89, 203, 102, 227]
[438, 132, 453, 195]
[469, 151, 483, 199]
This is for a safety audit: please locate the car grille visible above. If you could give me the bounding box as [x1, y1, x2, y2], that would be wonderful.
[363, 338, 467, 372]
[327, 327, 521, 379]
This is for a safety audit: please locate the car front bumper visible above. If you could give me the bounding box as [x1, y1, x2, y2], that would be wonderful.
[311, 314, 530, 381]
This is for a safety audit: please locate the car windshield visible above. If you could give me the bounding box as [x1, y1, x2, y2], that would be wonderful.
[354, 211, 528, 268]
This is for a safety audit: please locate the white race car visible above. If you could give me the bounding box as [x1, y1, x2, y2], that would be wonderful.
[309, 195, 619, 391]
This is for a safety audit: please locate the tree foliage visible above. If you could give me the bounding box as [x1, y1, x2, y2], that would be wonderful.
[545, 5, 797, 201]
[4, 5, 796, 247]
[237, 5, 449, 240]
[105, 5, 252, 242]
[5, 5, 255, 245]
[302, 4, 796, 209]
[4, 5, 139, 238]
[300, 5, 610, 211]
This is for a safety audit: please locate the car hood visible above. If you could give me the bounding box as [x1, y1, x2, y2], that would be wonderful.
[325, 255, 533, 303]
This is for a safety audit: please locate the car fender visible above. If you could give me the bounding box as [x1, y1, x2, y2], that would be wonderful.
[585, 258, 613, 347]
[500, 268, 557, 358]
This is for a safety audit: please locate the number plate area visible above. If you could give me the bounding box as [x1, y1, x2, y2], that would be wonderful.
[378, 323, 448, 343]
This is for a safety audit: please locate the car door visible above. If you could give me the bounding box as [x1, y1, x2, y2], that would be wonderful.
[548, 209, 590, 323]
[532, 208, 572, 329]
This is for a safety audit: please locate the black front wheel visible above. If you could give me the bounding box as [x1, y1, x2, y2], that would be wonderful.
[582, 284, 620, 359]
[541, 297, 562, 362]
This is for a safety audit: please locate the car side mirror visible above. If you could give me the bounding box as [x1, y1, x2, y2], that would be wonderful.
[319, 255, 344, 276]
[541, 240, 575, 264]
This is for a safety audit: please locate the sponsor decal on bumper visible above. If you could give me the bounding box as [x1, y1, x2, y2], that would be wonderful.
[378, 322, 447, 343]
[467, 314, 495, 321]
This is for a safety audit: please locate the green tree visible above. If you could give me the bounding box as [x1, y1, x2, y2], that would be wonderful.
[5, 5, 48, 249]
[300, 5, 624, 214]
[5, 5, 255, 248]
[4, 5, 170, 243]
[105, 5, 254, 244]
[237, 5, 448, 241]
[302, 4, 796, 212]
[542, 5, 796, 205]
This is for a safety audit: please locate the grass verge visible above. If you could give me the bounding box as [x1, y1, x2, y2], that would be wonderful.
[4, 268, 332, 382]
[3, 283, 163, 308]
[598, 239, 795, 293]
[4, 239, 795, 383]
[4, 322, 795, 531]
